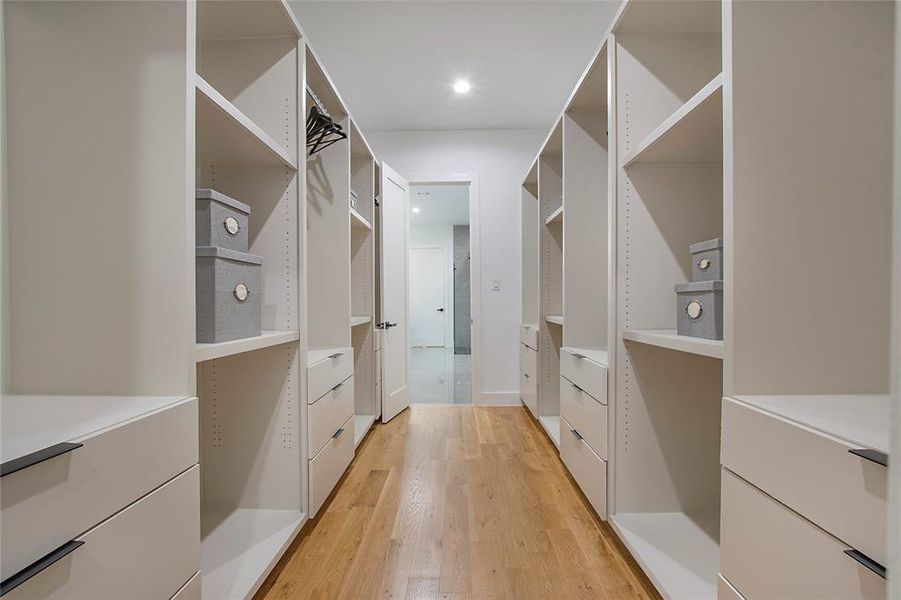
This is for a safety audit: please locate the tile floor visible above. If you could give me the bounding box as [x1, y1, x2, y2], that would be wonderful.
[411, 347, 472, 404]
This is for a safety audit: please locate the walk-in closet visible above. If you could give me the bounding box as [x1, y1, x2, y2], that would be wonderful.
[0, 1, 897, 599]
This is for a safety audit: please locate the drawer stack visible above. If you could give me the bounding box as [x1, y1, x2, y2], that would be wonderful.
[0, 396, 199, 599]
[519, 325, 539, 417]
[558, 348, 608, 519]
[720, 396, 889, 599]
[308, 348, 356, 516]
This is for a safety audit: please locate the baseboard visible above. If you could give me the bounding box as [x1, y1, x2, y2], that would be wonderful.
[474, 391, 521, 406]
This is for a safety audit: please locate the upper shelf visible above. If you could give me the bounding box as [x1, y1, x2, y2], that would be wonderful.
[196, 0, 300, 41]
[546, 315, 564, 326]
[623, 74, 723, 167]
[351, 208, 373, 230]
[545, 205, 564, 225]
[623, 329, 723, 360]
[195, 330, 300, 363]
[196, 75, 297, 169]
[615, 0, 721, 34]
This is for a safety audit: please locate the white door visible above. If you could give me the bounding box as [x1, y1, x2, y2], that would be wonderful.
[379, 164, 412, 422]
[410, 247, 446, 347]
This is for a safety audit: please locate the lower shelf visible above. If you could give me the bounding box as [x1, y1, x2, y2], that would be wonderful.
[610, 511, 720, 600]
[201, 507, 306, 600]
[538, 415, 560, 448]
[354, 414, 376, 448]
[195, 330, 300, 363]
[622, 329, 723, 360]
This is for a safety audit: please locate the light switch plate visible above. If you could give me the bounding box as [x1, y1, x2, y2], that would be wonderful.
[491, 278, 501, 291]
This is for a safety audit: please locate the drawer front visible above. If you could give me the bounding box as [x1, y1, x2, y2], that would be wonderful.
[721, 468, 885, 599]
[1, 398, 198, 581]
[717, 574, 745, 600]
[520, 325, 538, 350]
[309, 415, 354, 517]
[172, 572, 201, 600]
[560, 349, 607, 404]
[722, 398, 886, 565]
[519, 343, 537, 378]
[520, 371, 537, 418]
[560, 376, 607, 459]
[309, 375, 355, 456]
[560, 416, 607, 520]
[308, 348, 353, 404]
[6, 465, 200, 600]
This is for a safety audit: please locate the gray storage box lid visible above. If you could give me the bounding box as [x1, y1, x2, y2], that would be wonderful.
[675, 280, 723, 293]
[196, 246, 263, 265]
[689, 237, 723, 254]
[195, 188, 251, 215]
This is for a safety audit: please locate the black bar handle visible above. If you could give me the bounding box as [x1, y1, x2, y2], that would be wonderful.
[570, 428, 583, 441]
[1, 442, 83, 478]
[0, 540, 85, 596]
[849, 448, 888, 467]
[328, 352, 343, 359]
[332, 427, 345, 439]
[572, 382, 583, 393]
[844, 549, 886, 579]
[385, 322, 398, 329]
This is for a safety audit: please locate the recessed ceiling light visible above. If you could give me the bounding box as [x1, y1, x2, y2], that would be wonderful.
[453, 79, 471, 94]
[412, 206, 421, 213]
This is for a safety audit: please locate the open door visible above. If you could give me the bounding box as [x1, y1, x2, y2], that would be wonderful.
[379, 163, 411, 422]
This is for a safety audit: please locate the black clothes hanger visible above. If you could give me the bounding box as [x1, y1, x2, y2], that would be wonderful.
[306, 88, 346, 156]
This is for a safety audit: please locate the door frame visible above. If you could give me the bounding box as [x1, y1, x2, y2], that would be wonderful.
[409, 245, 448, 348]
[406, 173, 481, 404]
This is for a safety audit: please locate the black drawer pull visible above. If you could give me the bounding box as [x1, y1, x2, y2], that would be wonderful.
[328, 352, 342, 360]
[844, 549, 885, 579]
[0, 540, 85, 596]
[570, 428, 583, 441]
[849, 448, 887, 467]
[332, 427, 345, 439]
[1, 442, 83, 478]
[332, 382, 344, 392]
[571, 382, 583, 393]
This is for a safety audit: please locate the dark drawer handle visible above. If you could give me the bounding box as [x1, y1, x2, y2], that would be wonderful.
[0, 540, 85, 596]
[332, 382, 344, 392]
[328, 352, 342, 359]
[570, 428, 583, 441]
[1, 442, 83, 478]
[571, 382, 583, 393]
[332, 427, 345, 439]
[523, 373, 530, 379]
[572, 353, 586, 359]
[844, 549, 885, 579]
[849, 448, 887, 467]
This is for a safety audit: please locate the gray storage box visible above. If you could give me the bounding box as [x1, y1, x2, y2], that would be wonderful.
[675, 280, 723, 340]
[196, 189, 251, 252]
[690, 237, 723, 282]
[196, 246, 262, 343]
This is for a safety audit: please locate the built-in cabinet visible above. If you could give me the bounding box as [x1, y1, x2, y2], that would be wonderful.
[1, 1, 384, 598]
[520, 0, 894, 598]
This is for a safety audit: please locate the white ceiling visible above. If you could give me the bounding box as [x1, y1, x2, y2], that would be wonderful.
[291, 1, 620, 131]
[410, 184, 470, 225]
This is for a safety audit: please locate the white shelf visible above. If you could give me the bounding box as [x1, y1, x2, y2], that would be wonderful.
[201, 507, 306, 600]
[546, 315, 564, 326]
[350, 316, 372, 328]
[195, 330, 300, 363]
[197, 0, 300, 41]
[538, 415, 560, 448]
[545, 205, 564, 225]
[350, 208, 373, 230]
[307, 346, 351, 366]
[623, 329, 723, 360]
[623, 75, 723, 167]
[1, 395, 190, 462]
[563, 346, 609, 366]
[731, 394, 890, 453]
[354, 414, 376, 448]
[195, 74, 297, 169]
[611, 511, 720, 600]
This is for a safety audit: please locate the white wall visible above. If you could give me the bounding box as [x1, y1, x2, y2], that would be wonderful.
[369, 129, 546, 403]
[411, 224, 455, 348]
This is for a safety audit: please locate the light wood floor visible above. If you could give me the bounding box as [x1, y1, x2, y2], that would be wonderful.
[258, 405, 658, 600]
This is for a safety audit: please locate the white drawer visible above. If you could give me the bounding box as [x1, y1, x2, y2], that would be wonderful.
[560, 415, 607, 520]
[520, 371, 537, 418]
[560, 376, 607, 459]
[721, 468, 885, 599]
[308, 347, 353, 404]
[309, 375, 354, 456]
[520, 325, 538, 350]
[1, 398, 198, 581]
[519, 343, 537, 377]
[4, 465, 200, 600]
[560, 348, 606, 404]
[309, 414, 354, 517]
[172, 572, 201, 600]
[722, 398, 887, 566]
[717, 574, 745, 600]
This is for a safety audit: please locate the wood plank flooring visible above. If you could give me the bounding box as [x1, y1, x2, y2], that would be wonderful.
[258, 406, 658, 600]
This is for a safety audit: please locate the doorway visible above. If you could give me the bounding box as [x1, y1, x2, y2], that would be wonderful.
[409, 182, 472, 404]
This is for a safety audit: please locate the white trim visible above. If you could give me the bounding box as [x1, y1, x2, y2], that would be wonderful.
[406, 173, 481, 405]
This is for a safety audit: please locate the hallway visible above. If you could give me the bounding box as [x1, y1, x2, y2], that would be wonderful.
[259, 406, 656, 600]
[411, 347, 472, 405]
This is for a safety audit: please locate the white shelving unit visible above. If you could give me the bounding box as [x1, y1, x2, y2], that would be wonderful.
[196, 330, 301, 363]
